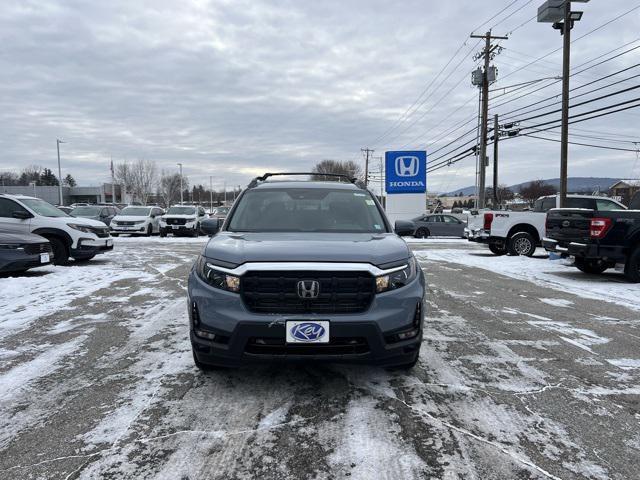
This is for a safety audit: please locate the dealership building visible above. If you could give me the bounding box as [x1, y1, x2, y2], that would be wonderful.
[0, 183, 123, 206]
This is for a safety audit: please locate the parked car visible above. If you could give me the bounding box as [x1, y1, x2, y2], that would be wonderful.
[466, 194, 626, 256]
[411, 214, 466, 238]
[160, 205, 208, 237]
[0, 194, 113, 265]
[111, 206, 164, 236]
[0, 231, 53, 274]
[543, 192, 640, 282]
[188, 173, 425, 370]
[71, 205, 119, 226]
[210, 206, 231, 221]
[56, 206, 74, 215]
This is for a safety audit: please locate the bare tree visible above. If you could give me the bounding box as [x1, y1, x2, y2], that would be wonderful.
[158, 171, 187, 207]
[520, 180, 557, 204]
[114, 161, 135, 201]
[130, 159, 157, 205]
[0, 171, 19, 187]
[311, 160, 363, 181]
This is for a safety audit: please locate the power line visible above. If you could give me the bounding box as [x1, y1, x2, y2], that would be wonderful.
[519, 134, 640, 153]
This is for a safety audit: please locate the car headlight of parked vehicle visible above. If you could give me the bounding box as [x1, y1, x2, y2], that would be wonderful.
[376, 256, 418, 293]
[68, 223, 95, 234]
[196, 256, 240, 292]
[0, 243, 25, 250]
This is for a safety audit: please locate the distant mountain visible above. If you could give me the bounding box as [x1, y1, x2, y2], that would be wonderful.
[443, 177, 621, 196]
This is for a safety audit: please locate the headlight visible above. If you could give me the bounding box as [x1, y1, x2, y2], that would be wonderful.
[186, 217, 196, 222]
[196, 256, 240, 292]
[0, 243, 24, 250]
[376, 256, 418, 293]
[68, 223, 94, 233]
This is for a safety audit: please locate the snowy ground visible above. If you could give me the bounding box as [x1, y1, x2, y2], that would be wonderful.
[0, 237, 639, 479]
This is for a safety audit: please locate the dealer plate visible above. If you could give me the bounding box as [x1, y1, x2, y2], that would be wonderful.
[172, 225, 179, 230]
[285, 320, 330, 344]
[40, 253, 50, 264]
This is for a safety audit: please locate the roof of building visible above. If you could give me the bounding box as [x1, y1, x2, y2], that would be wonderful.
[611, 179, 640, 188]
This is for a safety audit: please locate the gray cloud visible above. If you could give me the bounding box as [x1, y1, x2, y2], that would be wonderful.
[1, 0, 638, 193]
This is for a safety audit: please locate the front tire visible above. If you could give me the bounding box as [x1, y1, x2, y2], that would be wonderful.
[414, 228, 430, 239]
[160, 229, 167, 238]
[574, 257, 609, 275]
[48, 237, 70, 265]
[146, 224, 153, 237]
[489, 243, 507, 256]
[624, 246, 640, 283]
[507, 232, 536, 257]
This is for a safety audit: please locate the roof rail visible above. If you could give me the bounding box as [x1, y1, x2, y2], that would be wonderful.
[247, 172, 363, 188]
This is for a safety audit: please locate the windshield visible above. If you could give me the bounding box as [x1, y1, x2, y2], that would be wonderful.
[72, 206, 102, 216]
[166, 206, 196, 215]
[120, 207, 151, 216]
[21, 198, 68, 217]
[228, 188, 388, 233]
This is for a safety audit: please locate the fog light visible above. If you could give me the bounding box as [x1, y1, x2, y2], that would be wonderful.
[194, 329, 216, 340]
[397, 329, 419, 340]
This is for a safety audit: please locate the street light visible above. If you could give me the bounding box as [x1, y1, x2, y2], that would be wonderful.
[538, 0, 590, 208]
[56, 139, 66, 205]
[177, 163, 183, 204]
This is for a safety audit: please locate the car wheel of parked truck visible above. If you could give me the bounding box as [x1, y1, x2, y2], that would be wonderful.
[414, 228, 429, 239]
[624, 246, 640, 283]
[489, 243, 507, 256]
[47, 237, 70, 265]
[574, 257, 609, 275]
[507, 231, 536, 257]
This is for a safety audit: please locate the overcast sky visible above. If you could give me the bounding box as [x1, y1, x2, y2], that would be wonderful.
[1, 0, 639, 193]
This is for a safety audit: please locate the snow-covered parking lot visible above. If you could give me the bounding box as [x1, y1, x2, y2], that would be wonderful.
[1, 237, 639, 479]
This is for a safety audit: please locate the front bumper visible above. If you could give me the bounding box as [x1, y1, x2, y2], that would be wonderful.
[70, 237, 114, 258]
[0, 251, 52, 273]
[543, 237, 627, 262]
[160, 222, 196, 234]
[111, 224, 146, 233]
[187, 269, 426, 367]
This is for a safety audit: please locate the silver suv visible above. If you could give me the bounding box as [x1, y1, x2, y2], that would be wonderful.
[187, 173, 425, 369]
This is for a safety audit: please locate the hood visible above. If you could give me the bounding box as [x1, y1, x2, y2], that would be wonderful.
[64, 217, 109, 228]
[113, 215, 148, 222]
[203, 232, 410, 267]
[0, 231, 49, 244]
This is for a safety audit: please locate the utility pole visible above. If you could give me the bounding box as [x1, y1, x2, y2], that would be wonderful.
[379, 156, 384, 208]
[110, 155, 116, 203]
[209, 176, 213, 212]
[559, 1, 572, 208]
[361, 148, 374, 186]
[538, 0, 590, 207]
[224, 181, 227, 204]
[177, 163, 183, 204]
[56, 139, 65, 205]
[470, 31, 507, 209]
[493, 114, 499, 206]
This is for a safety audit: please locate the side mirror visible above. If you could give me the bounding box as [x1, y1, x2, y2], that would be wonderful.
[394, 220, 416, 237]
[12, 211, 32, 220]
[201, 218, 221, 236]
[150, 214, 156, 218]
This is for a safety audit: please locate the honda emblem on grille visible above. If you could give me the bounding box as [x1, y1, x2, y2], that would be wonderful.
[297, 280, 320, 299]
[562, 220, 571, 227]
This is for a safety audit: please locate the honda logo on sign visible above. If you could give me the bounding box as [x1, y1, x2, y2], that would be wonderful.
[296, 280, 320, 299]
[395, 156, 419, 177]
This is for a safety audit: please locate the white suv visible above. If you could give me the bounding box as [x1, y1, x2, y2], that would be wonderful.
[111, 206, 164, 236]
[160, 205, 208, 237]
[0, 194, 113, 265]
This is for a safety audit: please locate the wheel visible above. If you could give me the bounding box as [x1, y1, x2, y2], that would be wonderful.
[390, 350, 420, 370]
[192, 348, 218, 371]
[160, 229, 167, 238]
[192, 226, 199, 238]
[489, 243, 507, 256]
[507, 232, 536, 257]
[111, 233, 119, 237]
[146, 224, 153, 237]
[624, 246, 640, 283]
[414, 228, 430, 239]
[47, 237, 70, 265]
[575, 257, 609, 275]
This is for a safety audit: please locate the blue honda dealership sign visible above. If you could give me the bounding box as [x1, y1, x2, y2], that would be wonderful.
[385, 151, 427, 194]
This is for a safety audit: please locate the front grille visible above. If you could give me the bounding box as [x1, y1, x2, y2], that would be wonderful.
[245, 337, 369, 355]
[165, 218, 186, 225]
[24, 242, 53, 255]
[116, 221, 135, 226]
[241, 270, 375, 314]
[88, 226, 110, 238]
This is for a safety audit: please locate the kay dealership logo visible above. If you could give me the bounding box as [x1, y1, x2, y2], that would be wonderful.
[395, 156, 419, 177]
[296, 280, 320, 299]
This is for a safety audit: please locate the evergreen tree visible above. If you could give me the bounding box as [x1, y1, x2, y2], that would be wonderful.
[63, 174, 77, 187]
